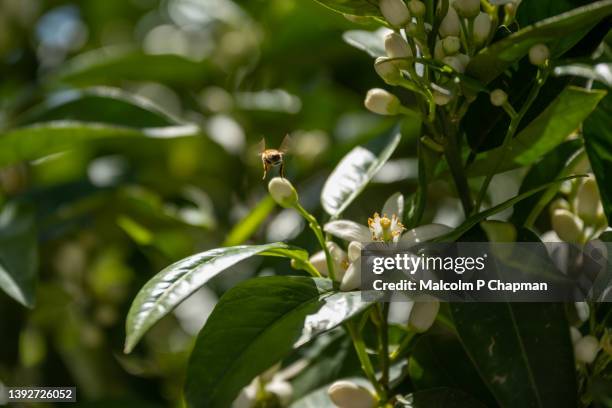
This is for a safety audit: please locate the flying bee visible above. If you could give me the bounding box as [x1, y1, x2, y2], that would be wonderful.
[258, 135, 291, 180]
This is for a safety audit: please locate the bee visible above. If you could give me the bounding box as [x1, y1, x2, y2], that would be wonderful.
[258, 135, 291, 180]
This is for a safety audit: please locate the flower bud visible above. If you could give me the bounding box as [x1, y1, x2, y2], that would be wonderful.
[309, 242, 348, 282]
[408, 299, 439, 332]
[433, 89, 452, 106]
[442, 36, 461, 55]
[552, 209, 584, 243]
[574, 335, 600, 364]
[575, 177, 603, 222]
[364, 88, 401, 115]
[434, 39, 445, 61]
[453, 0, 480, 18]
[384, 32, 413, 59]
[443, 55, 466, 73]
[348, 241, 362, 263]
[375, 57, 402, 85]
[379, 0, 411, 27]
[489, 89, 507, 107]
[408, 0, 426, 17]
[455, 53, 470, 68]
[268, 177, 298, 208]
[473, 12, 491, 45]
[340, 262, 361, 291]
[328, 380, 375, 408]
[528, 43, 550, 66]
[570, 327, 582, 345]
[550, 198, 570, 214]
[405, 22, 419, 37]
[439, 7, 460, 37]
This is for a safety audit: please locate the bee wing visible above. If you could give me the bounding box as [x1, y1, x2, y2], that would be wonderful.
[278, 134, 292, 154]
[256, 138, 266, 154]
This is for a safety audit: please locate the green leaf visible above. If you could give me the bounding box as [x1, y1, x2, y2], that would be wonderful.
[0, 121, 200, 168]
[312, 0, 382, 17]
[0, 203, 38, 308]
[511, 139, 583, 226]
[342, 29, 386, 57]
[184, 276, 371, 408]
[52, 47, 213, 87]
[516, 0, 591, 27]
[467, 1, 612, 84]
[397, 388, 487, 407]
[124, 243, 309, 353]
[584, 93, 612, 224]
[450, 303, 577, 407]
[434, 175, 583, 242]
[468, 86, 606, 177]
[321, 124, 401, 217]
[16, 87, 182, 128]
[223, 196, 276, 246]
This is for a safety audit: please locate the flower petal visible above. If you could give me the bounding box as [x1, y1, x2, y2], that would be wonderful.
[400, 223, 451, 245]
[382, 192, 404, 219]
[324, 220, 371, 242]
[340, 262, 361, 292]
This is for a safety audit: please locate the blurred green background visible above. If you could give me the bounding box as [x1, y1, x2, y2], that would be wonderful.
[0, 0, 433, 406]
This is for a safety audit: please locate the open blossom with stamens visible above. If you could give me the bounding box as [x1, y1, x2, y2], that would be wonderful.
[368, 212, 405, 242]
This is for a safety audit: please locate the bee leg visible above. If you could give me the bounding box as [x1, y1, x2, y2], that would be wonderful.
[280, 162, 285, 178]
[262, 161, 269, 180]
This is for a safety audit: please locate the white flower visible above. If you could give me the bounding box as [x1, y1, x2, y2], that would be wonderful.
[489, 89, 507, 107]
[309, 241, 349, 282]
[442, 36, 461, 55]
[452, 0, 480, 18]
[473, 12, 491, 45]
[384, 32, 413, 60]
[328, 380, 375, 408]
[551, 209, 584, 243]
[368, 212, 405, 242]
[528, 43, 550, 66]
[408, 0, 426, 17]
[374, 57, 402, 85]
[364, 88, 401, 115]
[408, 298, 440, 332]
[379, 0, 411, 27]
[439, 7, 460, 37]
[268, 177, 298, 208]
[574, 335, 600, 364]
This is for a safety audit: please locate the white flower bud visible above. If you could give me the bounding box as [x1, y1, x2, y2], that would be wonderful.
[575, 177, 603, 222]
[375, 57, 402, 85]
[552, 209, 584, 243]
[348, 241, 362, 263]
[379, 0, 411, 27]
[570, 327, 582, 345]
[328, 380, 375, 408]
[434, 39, 445, 61]
[408, 299, 439, 332]
[405, 22, 419, 37]
[309, 242, 348, 282]
[473, 12, 491, 45]
[268, 177, 298, 208]
[574, 335, 600, 364]
[529, 43, 550, 66]
[443, 55, 466, 73]
[455, 53, 470, 68]
[452, 0, 480, 18]
[439, 7, 460, 37]
[489, 89, 507, 106]
[384, 32, 413, 59]
[408, 0, 426, 17]
[550, 198, 570, 214]
[433, 89, 452, 105]
[442, 36, 461, 55]
[364, 88, 401, 115]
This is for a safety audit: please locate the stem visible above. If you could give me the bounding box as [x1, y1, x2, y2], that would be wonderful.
[346, 321, 385, 399]
[474, 68, 550, 213]
[376, 303, 390, 395]
[295, 203, 336, 283]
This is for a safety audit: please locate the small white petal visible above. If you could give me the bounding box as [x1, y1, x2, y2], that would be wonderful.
[400, 223, 451, 245]
[324, 220, 371, 242]
[382, 192, 405, 220]
[340, 263, 361, 292]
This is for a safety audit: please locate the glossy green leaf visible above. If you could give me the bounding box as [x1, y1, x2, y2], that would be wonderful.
[184, 276, 371, 408]
[342, 28, 386, 57]
[467, 1, 612, 84]
[0, 121, 200, 167]
[450, 303, 577, 407]
[52, 48, 213, 87]
[584, 93, 612, 224]
[0, 203, 38, 308]
[124, 243, 309, 353]
[516, 0, 592, 27]
[397, 388, 487, 407]
[468, 86, 605, 176]
[511, 139, 583, 226]
[312, 0, 382, 17]
[223, 196, 276, 246]
[321, 124, 401, 217]
[434, 175, 583, 242]
[17, 87, 182, 128]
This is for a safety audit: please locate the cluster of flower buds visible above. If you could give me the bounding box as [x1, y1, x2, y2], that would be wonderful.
[550, 175, 607, 243]
[328, 380, 375, 408]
